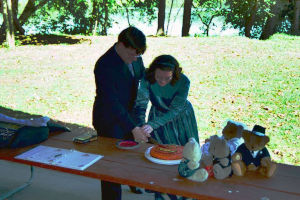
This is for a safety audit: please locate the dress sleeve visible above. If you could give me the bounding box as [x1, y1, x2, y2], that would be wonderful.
[95, 64, 136, 133]
[133, 78, 150, 126]
[147, 77, 190, 129]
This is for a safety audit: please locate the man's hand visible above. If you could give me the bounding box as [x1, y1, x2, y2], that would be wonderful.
[141, 124, 153, 136]
[132, 127, 148, 143]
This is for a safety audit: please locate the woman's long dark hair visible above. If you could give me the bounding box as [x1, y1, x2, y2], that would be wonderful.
[145, 55, 182, 86]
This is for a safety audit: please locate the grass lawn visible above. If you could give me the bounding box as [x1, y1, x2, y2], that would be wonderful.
[0, 33, 299, 165]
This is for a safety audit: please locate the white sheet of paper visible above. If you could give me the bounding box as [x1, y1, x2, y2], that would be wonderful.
[15, 145, 103, 171]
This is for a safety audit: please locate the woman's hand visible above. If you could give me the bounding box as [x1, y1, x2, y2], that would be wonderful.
[141, 124, 153, 136]
[132, 127, 148, 143]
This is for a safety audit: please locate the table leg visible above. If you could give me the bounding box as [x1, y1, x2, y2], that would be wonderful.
[0, 165, 34, 200]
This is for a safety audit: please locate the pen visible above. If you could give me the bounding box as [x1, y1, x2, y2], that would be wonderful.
[54, 153, 62, 158]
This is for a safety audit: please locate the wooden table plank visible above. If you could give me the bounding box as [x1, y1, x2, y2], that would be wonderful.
[46, 137, 300, 194]
[1, 133, 300, 200]
[2, 153, 299, 200]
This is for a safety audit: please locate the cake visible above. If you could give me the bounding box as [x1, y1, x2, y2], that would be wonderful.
[150, 144, 184, 160]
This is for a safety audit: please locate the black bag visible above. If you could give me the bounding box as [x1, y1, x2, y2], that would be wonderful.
[0, 121, 70, 148]
[0, 124, 18, 148]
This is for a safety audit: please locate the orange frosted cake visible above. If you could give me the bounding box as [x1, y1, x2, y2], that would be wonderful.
[150, 144, 184, 160]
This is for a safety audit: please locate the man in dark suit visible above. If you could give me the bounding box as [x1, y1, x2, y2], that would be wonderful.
[92, 27, 150, 200]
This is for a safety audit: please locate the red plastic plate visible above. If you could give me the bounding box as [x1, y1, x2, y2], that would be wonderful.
[116, 140, 140, 149]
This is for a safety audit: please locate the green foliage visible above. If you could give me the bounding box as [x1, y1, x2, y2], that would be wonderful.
[277, 1, 295, 33]
[224, 0, 275, 38]
[115, 0, 157, 26]
[26, 0, 89, 35]
[89, 0, 119, 35]
[20, 0, 158, 35]
[280, 1, 295, 19]
[133, 0, 158, 24]
[192, 0, 226, 36]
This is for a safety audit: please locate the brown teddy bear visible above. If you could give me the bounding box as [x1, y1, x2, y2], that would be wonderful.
[231, 125, 277, 177]
[221, 120, 246, 155]
[201, 120, 246, 157]
[201, 135, 232, 180]
[222, 120, 245, 141]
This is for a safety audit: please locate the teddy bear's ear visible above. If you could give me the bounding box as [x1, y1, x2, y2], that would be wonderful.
[242, 130, 252, 141]
[227, 120, 233, 125]
[261, 135, 270, 146]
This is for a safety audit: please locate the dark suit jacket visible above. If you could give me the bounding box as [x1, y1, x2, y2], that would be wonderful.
[92, 44, 145, 139]
[235, 143, 270, 167]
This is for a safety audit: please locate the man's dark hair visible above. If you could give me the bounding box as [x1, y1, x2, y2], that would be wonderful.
[145, 55, 182, 86]
[118, 26, 146, 55]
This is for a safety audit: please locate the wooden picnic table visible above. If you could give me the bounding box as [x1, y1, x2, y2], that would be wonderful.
[0, 130, 299, 200]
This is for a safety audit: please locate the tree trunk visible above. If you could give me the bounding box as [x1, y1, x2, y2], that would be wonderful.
[166, 0, 174, 35]
[1, 0, 4, 34]
[197, 13, 216, 37]
[260, 0, 285, 40]
[18, 0, 48, 25]
[90, 0, 99, 34]
[101, 0, 108, 35]
[93, 20, 98, 36]
[182, 0, 192, 37]
[245, 0, 258, 38]
[172, 2, 183, 25]
[3, 0, 15, 48]
[206, 16, 215, 37]
[0, 0, 3, 13]
[125, 6, 131, 26]
[157, 0, 166, 36]
[12, 0, 25, 34]
[292, 0, 300, 35]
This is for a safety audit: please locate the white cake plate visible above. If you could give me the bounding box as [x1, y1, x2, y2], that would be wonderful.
[144, 146, 182, 165]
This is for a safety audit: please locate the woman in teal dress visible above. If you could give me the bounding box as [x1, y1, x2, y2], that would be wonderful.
[134, 54, 199, 146]
[135, 55, 198, 200]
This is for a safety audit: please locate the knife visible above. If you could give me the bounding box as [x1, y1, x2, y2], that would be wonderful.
[148, 136, 159, 144]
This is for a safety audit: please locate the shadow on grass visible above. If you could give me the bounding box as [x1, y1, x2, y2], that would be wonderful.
[0, 106, 96, 137]
[0, 34, 91, 46]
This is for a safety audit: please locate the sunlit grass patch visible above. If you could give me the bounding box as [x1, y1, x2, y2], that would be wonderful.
[0, 34, 299, 165]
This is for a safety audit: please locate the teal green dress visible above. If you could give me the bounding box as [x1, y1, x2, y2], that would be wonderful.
[134, 73, 199, 145]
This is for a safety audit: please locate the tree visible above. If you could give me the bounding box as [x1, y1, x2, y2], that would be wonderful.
[24, 0, 90, 35]
[116, 0, 157, 28]
[3, 0, 15, 48]
[119, 0, 132, 26]
[292, 0, 300, 35]
[89, 0, 114, 35]
[245, 0, 258, 37]
[260, 0, 288, 40]
[166, 0, 174, 35]
[0, 0, 51, 35]
[193, 0, 225, 36]
[18, 0, 49, 33]
[170, 1, 184, 33]
[11, 0, 24, 35]
[182, 0, 192, 36]
[157, 0, 166, 35]
[260, 0, 299, 39]
[0, 1, 3, 29]
[224, 0, 275, 38]
[93, 0, 157, 36]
